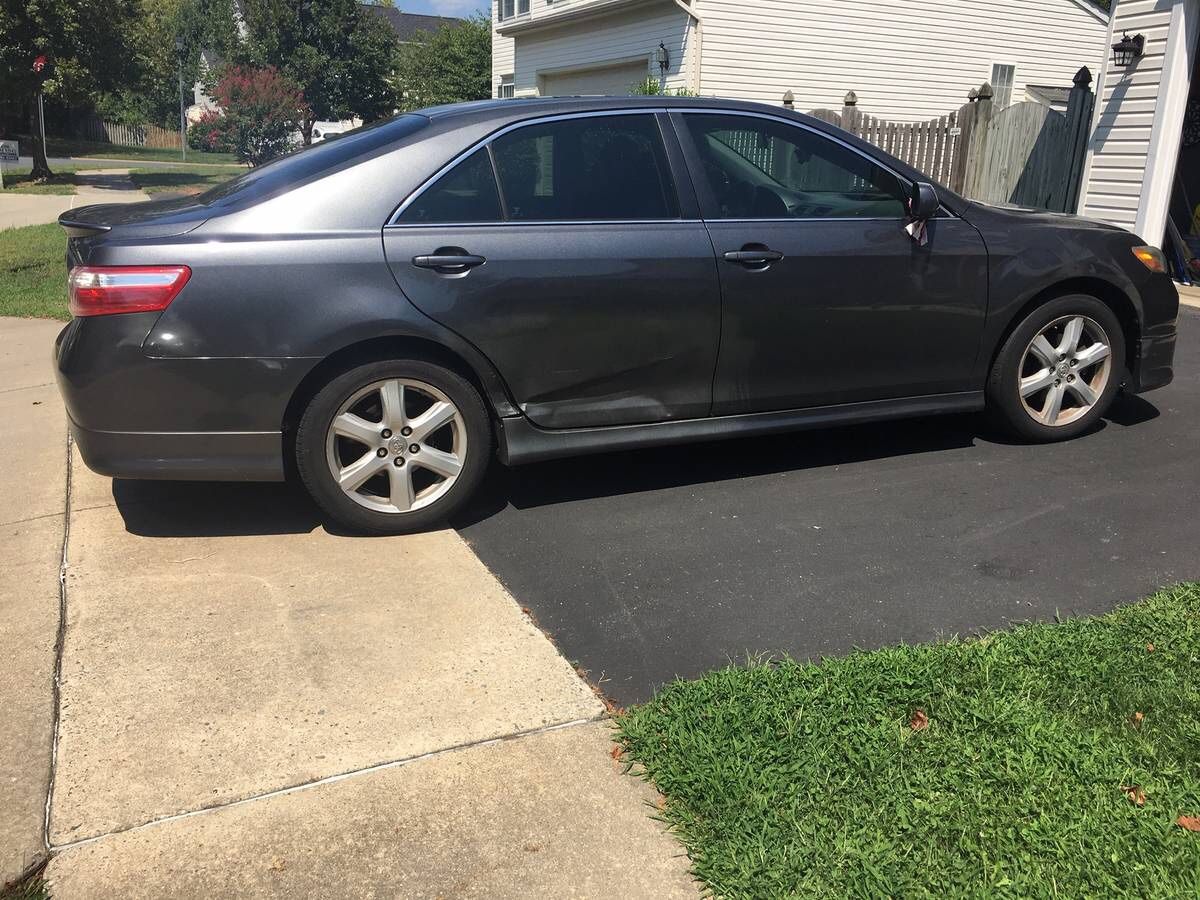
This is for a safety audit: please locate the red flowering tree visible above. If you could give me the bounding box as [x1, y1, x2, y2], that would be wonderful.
[188, 65, 308, 165]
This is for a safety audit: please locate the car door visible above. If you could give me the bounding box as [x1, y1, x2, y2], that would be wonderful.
[672, 111, 989, 416]
[382, 111, 721, 430]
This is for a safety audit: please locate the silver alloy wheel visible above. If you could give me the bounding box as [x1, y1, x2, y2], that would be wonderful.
[1018, 314, 1112, 427]
[325, 378, 466, 514]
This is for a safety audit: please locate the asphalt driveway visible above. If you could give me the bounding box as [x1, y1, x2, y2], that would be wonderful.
[456, 306, 1200, 707]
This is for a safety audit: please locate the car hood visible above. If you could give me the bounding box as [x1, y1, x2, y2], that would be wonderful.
[961, 200, 1130, 237]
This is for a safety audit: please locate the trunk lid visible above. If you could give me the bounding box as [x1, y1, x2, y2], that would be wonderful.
[58, 196, 211, 241]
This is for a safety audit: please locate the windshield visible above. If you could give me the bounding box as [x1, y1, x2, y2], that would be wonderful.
[197, 114, 430, 208]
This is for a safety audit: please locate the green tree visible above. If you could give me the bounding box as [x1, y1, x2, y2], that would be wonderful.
[239, 0, 398, 144]
[0, 0, 144, 178]
[95, 0, 241, 128]
[393, 13, 491, 111]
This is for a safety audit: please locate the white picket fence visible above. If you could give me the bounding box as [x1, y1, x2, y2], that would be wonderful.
[76, 116, 182, 150]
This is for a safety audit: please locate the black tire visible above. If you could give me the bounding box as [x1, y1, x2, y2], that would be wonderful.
[986, 294, 1126, 442]
[296, 358, 491, 534]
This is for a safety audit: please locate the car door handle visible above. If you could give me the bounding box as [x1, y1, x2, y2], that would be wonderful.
[723, 248, 784, 265]
[412, 253, 486, 271]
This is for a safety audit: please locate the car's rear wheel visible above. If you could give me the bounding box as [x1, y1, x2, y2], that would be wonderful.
[296, 359, 491, 534]
[987, 294, 1125, 442]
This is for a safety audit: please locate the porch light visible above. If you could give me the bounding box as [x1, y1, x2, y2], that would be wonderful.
[1111, 32, 1145, 68]
[656, 42, 670, 77]
[655, 41, 670, 92]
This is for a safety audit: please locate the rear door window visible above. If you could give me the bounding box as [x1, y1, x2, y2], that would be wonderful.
[396, 148, 503, 224]
[490, 114, 680, 221]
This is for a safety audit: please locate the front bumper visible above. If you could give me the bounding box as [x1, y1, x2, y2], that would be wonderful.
[1126, 274, 1179, 394]
[1129, 328, 1175, 394]
[55, 315, 313, 482]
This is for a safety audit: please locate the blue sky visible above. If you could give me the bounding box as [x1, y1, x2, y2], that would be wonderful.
[399, 0, 490, 16]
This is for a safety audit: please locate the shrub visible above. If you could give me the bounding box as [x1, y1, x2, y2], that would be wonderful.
[629, 77, 697, 97]
[187, 65, 308, 165]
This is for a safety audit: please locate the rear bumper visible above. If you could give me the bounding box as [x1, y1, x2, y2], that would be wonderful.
[70, 417, 284, 481]
[55, 315, 305, 482]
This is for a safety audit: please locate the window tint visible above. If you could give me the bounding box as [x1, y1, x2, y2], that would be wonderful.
[683, 114, 908, 220]
[398, 148, 502, 224]
[491, 115, 679, 221]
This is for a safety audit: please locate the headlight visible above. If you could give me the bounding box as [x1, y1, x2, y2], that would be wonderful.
[1131, 245, 1167, 274]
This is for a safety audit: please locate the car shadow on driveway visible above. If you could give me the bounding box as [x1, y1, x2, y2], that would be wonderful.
[112, 479, 325, 537]
[451, 393, 1159, 527]
[107, 393, 1159, 538]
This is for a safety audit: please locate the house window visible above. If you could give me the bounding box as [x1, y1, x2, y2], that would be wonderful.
[498, 0, 529, 21]
[498, 76, 515, 99]
[990, 64, 1016, 108]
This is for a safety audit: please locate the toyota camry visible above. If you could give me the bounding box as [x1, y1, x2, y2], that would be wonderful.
[55, 96, 1179, 533]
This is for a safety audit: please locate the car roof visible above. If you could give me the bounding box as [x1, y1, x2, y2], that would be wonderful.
[418, 94, 794, 123]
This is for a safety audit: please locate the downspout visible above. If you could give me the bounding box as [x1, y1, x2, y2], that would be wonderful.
[671, 0, 703, 94]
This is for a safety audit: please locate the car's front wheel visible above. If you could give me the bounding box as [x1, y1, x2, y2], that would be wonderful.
[987, 294, 1126, 442]
[296, 359, 491, 534]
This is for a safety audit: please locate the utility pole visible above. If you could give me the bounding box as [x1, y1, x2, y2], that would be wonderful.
[176, 37, 187, 162]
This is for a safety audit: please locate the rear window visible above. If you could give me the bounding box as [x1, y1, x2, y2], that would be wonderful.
[197, 114, 429, 208]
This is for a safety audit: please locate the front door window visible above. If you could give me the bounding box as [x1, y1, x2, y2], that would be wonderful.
[683, 113, 908, 220]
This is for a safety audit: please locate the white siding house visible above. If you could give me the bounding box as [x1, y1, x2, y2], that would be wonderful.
[1079, 0, 1200, 251]
[491, 0, 1110, 122]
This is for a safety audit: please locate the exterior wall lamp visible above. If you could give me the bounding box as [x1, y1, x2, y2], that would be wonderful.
[1111, 32, 1145, 68]
[656, 42, 670, 91]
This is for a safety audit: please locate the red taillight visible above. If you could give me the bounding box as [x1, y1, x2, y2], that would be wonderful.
[68, 266, 191, 317]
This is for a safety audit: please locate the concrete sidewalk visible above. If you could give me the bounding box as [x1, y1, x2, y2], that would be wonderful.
[1178, 282, 1200, 309]
[0, 317, 695, 896]
[0, 169, 150, 229]
[0, 318, 66, 883]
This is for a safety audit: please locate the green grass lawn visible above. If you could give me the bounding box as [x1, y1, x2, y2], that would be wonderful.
[1, 167, 79, 195]
[46, 137, 237, 165]
[129, 165, 244, 196]
[0, 224, 69, 320]
[617, 583, 1200, 898]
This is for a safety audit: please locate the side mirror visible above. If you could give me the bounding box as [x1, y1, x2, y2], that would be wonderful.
[909, 182, 940, 220]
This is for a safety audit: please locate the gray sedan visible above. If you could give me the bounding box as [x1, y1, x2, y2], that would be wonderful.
[55, 96, 1179, 533]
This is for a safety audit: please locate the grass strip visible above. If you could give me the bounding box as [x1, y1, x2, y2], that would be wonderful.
[1, 168, 79, 195]
[45, 137, 237, 165]
[617, 583, 1200, 898]
[128, 166, 243, 196]
[0, 223, 69, 320]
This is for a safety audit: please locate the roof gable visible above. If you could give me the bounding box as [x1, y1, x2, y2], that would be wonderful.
[1067, 0, 1111, 24]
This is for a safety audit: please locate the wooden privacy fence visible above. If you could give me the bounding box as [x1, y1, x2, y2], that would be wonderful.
[808, 92, 962, 188]
[76, 116, 182, 150]
[800, 67, 1095, 213]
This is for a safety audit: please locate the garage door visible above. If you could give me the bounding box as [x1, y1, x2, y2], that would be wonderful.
[542, 62, 649, 97]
